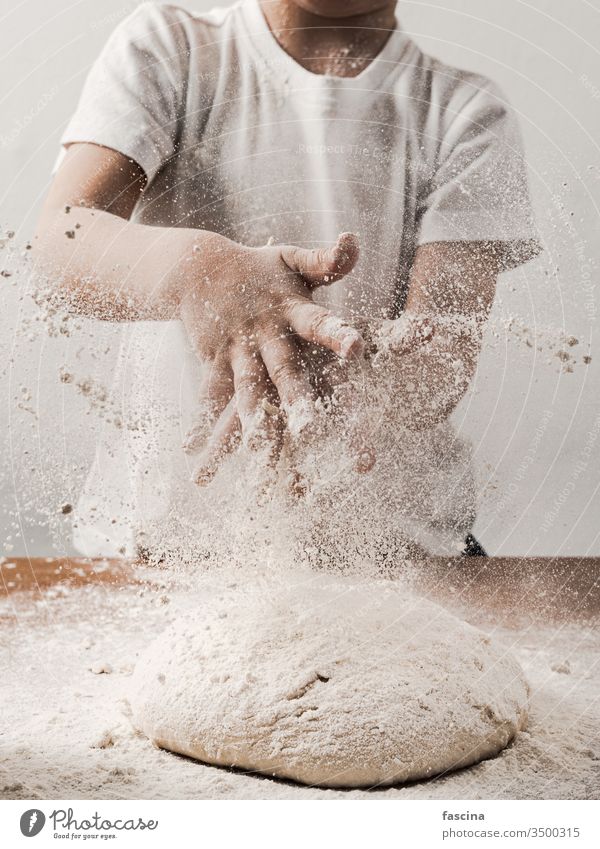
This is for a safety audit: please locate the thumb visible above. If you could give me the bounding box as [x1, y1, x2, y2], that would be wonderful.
[280, 232, 359, 289]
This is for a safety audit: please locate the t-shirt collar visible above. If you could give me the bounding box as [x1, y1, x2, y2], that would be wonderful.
[239, 0, 412, 89]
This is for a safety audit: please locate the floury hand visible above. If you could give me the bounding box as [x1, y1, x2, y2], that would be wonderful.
[182, 232, 364, 485]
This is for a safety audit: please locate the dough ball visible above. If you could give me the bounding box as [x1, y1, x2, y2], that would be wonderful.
[129, 573, 528, 788]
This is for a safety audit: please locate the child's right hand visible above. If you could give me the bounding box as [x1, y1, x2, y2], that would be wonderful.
[178, 231, 364, 484]
[34, 143, 365, 486]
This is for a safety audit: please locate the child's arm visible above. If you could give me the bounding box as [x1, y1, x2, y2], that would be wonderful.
[34, 142, 364, 455]
[374, 240, 502, 431]
[35, 144, 191, 321]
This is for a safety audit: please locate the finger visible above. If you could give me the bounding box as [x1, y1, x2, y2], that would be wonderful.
[192, 398, 241, 486]
[259, 331, 315, 437]
[280, 232, 359, 289]
[230, 343, 285, 461]
[286, 300, 365, 361]
[183, 358, 234, 453]
[231, 343, 272, 445]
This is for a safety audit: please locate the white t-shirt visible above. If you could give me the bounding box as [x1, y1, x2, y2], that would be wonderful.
[60, 0, 540, 557]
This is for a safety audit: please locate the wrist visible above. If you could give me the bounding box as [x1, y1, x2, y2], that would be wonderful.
[169, 229, 234, 311]
[163, 229, 202, 310]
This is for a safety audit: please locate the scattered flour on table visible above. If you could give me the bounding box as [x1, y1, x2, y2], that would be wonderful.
[129, 571, 529, 788]
[1, 580, 598, 800]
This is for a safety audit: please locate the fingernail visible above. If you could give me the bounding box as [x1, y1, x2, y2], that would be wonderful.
[337, 231, 358, 248]
[339, 331, 365, 360]
[332, 244, 349, 266]
[336, 232, 359, 261]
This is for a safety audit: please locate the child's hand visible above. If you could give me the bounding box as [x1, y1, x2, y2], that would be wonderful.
[180, 231, 364, 484]
[307, 315, 435, 475]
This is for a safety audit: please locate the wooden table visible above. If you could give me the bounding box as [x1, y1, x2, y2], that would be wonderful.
[1, 556, 598, 627]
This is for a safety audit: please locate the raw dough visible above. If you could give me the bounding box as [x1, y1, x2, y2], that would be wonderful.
[129, 572, 529, 788]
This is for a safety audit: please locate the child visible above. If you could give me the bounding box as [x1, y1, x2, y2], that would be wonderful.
[34, 0, 540, 559]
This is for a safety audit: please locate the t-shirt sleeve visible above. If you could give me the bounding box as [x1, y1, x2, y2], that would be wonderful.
[59, 2, 189, 184]
[417, 79, 541, 268]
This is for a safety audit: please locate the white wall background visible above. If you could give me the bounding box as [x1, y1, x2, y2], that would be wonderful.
[1, 0, 599, 557]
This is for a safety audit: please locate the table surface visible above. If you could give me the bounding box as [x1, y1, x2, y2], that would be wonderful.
[1, 556, 599, 626]
[2, 556, 598, 799]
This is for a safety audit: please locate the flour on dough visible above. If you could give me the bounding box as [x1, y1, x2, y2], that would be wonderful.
[129, 572, 529, 788]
